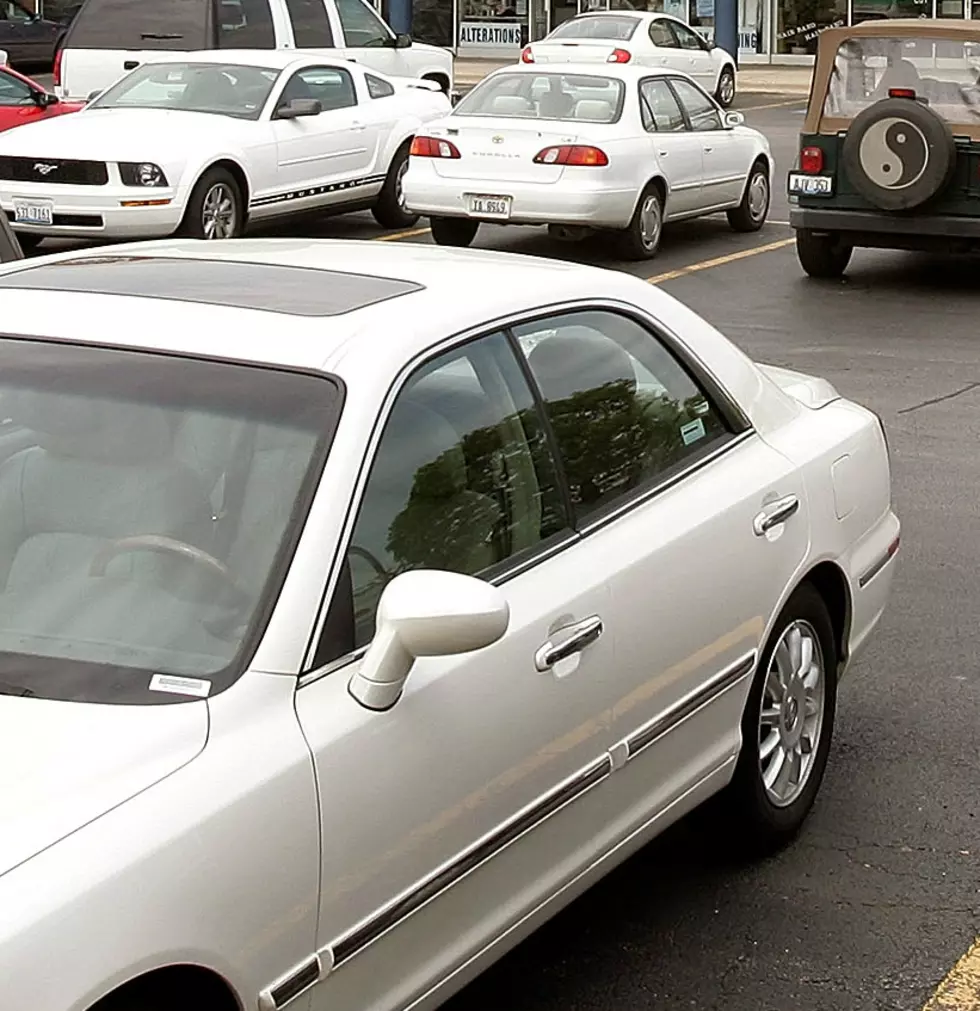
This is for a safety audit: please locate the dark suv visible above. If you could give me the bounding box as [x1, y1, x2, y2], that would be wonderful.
[788, 20, 980, 278]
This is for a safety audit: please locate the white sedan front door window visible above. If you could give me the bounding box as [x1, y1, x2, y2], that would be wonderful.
[639, 76, 703, 216]
[513, 308, 811, 840]
[267, 66, 381, 208]
[333, 0, 400, 76]
[666, 19, 717, 91]
[296, 330, 621, 1011]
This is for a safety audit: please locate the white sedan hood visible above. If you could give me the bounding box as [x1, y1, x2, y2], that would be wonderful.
[0, 109, 252, 163]
[0, 693, 207, 878]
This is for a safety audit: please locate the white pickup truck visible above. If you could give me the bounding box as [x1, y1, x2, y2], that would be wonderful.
[55, 0, 454, 101]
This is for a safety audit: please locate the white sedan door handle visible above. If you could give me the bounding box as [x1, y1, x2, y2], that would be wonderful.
[351, 120, 366, 131]
[753, 495, 800, 536]
[703, 145, 713, 152]
[535, 616, 603, 672]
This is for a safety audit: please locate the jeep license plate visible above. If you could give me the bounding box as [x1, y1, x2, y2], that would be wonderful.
[788, 173, 833, 196]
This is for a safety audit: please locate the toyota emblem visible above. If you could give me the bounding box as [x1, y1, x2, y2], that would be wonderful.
[492, 135, 504, 144]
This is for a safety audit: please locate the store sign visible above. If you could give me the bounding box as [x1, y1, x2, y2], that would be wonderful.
[738, 27, 758, 52]
[459, 21, 523, 46]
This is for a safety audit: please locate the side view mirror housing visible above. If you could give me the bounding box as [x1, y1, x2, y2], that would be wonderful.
[275, 97, 322, 120]
[724, 110, 744, 128]
[392, 32, 412, 48]
[86, 89, 102, 103]
[34, 91, 59, 108]
[348, 570, 510, 711]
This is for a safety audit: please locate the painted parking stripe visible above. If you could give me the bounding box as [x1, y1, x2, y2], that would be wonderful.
[922, 938, 980, 1010]
[647, 237, 795, 284]
[375, 225, 431, 241]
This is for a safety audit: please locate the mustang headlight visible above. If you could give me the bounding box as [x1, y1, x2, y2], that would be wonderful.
[119, 162, 169, 187]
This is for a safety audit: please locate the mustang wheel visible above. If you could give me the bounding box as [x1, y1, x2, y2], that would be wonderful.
[430, 216, 479, 247]
[372, 142, 419, 230]
[616, 185, 663, 261]
[179, 167, 244, 240]
[698, 583, 838, 856]
[841, 96, 955, 211]
[716, 66, 736, 108]
[727, 159, 769, 232]
[796, 228, 853, 279]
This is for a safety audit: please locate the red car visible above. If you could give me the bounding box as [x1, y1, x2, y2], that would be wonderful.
[0, 55, 83, 133]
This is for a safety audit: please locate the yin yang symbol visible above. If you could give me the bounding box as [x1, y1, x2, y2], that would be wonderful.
[858, 117, 929, 190]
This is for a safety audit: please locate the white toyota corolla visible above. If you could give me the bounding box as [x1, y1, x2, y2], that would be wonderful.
[402, 62, 772, 259]
[0, 49, 449, 249]
[0, 239, 897, 1011]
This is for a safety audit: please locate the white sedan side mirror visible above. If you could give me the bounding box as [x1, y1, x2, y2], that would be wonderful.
[724, 111, 745, 128]
[348, 570, 510, 712]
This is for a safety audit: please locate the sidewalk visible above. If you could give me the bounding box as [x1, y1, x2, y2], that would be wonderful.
[454, 57, 813, 95]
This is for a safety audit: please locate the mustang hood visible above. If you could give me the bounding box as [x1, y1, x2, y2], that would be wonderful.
[0, 693, 208, 878]
[0, 108, 252, 163]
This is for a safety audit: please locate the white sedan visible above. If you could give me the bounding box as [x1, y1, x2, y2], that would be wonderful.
[522, 11, 738, 107]
[0, 49, 449, 247]
[403, 63, 771, 260]
[0, 238, 898, 1011]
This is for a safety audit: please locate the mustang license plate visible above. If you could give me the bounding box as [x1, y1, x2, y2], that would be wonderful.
[13, 199, 54, 226]
[466, 194, 512, 218]
[788, 173, 833, 197]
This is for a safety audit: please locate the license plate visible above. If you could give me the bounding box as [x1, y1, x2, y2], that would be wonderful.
[466, 194, 512, 219]
[13, 199, 54, 226]
[788, 173, 833, 196]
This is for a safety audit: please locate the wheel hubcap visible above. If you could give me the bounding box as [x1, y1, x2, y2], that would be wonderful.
[202, 183, 236, 240]
[395, 157, 409, 211]
[639, 194, 661, 249]
[758, 620, 825, 807]
[721, 72, 735, 103]
[748, 170, 769, 222]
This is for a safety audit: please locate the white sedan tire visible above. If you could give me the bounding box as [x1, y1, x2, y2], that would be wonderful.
[715, 65, 736, 108]
[727, 159, 770, 233]
[430, 216, 479, 247]
[615, 184, 664, 262]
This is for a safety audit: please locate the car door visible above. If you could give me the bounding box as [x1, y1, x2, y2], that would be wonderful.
[266, 64, 381, 210]
[511, 307, 810, 841]
[329, 0, 401, 77]
[668, 75, 744, 207]
[294, 329, 624, 1011]
[645, 16, 682, 71]
[639, 76, 703, 217]
[665, 18, 717, 92]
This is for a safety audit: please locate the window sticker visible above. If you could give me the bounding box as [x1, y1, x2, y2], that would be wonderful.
[680, 417, 706, 446]
[149, 674, 212, 698]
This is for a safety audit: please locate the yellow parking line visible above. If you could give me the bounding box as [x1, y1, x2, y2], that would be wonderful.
[743, 97, 809, 111]
[922, 938, 980, 1010]
[375, 226, 431, 241]
[647, 236, 795, 284]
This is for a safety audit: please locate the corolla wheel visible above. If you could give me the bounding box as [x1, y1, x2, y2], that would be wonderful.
[717, 67, 736, 108]
[201, 183, 238, 240]
[757, 619, 825, 808]
[692, 583, 838, 856]
[372, 142, 419, 229]
[616, 186, 663, 261]
[841, 96, 955, 211]
[727, 160, 770, 232]
[639, 193, 662, 249]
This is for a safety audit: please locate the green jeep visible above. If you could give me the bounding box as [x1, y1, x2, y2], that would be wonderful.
[789, 19, 980, 278]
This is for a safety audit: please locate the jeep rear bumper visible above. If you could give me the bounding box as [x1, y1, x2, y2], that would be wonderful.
[790, 207, 980, 250]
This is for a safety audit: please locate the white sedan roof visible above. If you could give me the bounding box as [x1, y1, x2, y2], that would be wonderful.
[0, 238, 665, 373]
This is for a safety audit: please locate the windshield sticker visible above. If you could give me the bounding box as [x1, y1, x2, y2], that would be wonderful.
[680, 418, 706, 446]
[149, 674, 212, 698]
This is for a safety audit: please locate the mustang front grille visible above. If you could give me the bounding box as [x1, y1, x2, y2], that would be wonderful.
[0, 157, 109, 186]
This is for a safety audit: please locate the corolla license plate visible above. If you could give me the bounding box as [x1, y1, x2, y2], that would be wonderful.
[788, 173, 833, 196]
[13, 199, 54, 226]
[466, 194, 512, 218]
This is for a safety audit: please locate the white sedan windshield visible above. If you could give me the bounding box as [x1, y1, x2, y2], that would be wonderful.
[89, 62, 282, 120]
[455, 72, 626, 123]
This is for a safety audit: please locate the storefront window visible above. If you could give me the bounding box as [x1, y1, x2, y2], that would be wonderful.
[739, 0, 765, 55]
[850, 0, 932, 25]
[410, 0, 454, 46]
[775, 0, 844, 56]
[938, 0, 964, 14]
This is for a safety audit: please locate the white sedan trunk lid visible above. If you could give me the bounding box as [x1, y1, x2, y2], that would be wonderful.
[529, 40, 623, 65]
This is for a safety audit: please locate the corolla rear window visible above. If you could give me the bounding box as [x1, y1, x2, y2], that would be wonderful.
[825, 35, 980, 123]
[0, 338, 340, 705]
[88, 62, 281, 120]
[454, 72, 625, 123]
[64, 0, 211, 50]
[549, 15, 640, 41]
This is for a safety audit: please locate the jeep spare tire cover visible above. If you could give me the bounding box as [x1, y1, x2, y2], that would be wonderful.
[841, 96, 955, 211]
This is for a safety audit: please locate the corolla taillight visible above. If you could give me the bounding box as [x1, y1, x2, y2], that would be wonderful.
[533, 145, 609, 167]
[410, 135, 462, 159]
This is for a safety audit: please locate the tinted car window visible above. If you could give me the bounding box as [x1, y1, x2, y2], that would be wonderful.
[1, 2, 33, 23]
[335, 0, 391, 48]
[648, 18, 678, 47]
[63, 0, 210, 50]
[670, 20, 707, 51]
[334, 331, 568, 654]
[284, 0, 334, 47]
[455, 72, 625, 124]
[217, 0, 276, 49]
[277, 66, 356, 111]
[365, 72, 394, 98]
[514, 310, 731, 521]
[549, 15, 639, 40]
[670, 77, 722, 130]
[640, 77, 687, 132]
[0, 69, 32, 105]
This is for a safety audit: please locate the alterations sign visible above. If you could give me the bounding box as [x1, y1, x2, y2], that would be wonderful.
[459, 21, 522, 46]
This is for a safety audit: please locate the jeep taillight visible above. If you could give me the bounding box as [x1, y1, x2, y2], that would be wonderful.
[800, 146, 824, 174]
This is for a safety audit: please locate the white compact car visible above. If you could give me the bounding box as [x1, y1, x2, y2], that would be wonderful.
[403, 63, 772, 260]
[522, 11, 738, 107]
[0, 238, 898, 1011]
[0, 50, 450, 246]
[55, 0, 454, 102]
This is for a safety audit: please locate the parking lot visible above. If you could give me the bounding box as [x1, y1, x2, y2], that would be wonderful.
[14, 90, 980, 1010]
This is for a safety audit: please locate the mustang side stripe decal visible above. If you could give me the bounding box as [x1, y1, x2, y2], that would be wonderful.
[250, 173, 387, 209]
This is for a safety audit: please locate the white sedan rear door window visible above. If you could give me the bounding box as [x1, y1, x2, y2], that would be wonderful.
[640, 77, 687, 132]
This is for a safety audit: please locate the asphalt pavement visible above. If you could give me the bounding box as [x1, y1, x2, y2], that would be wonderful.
[18, 92, 980, 1010]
